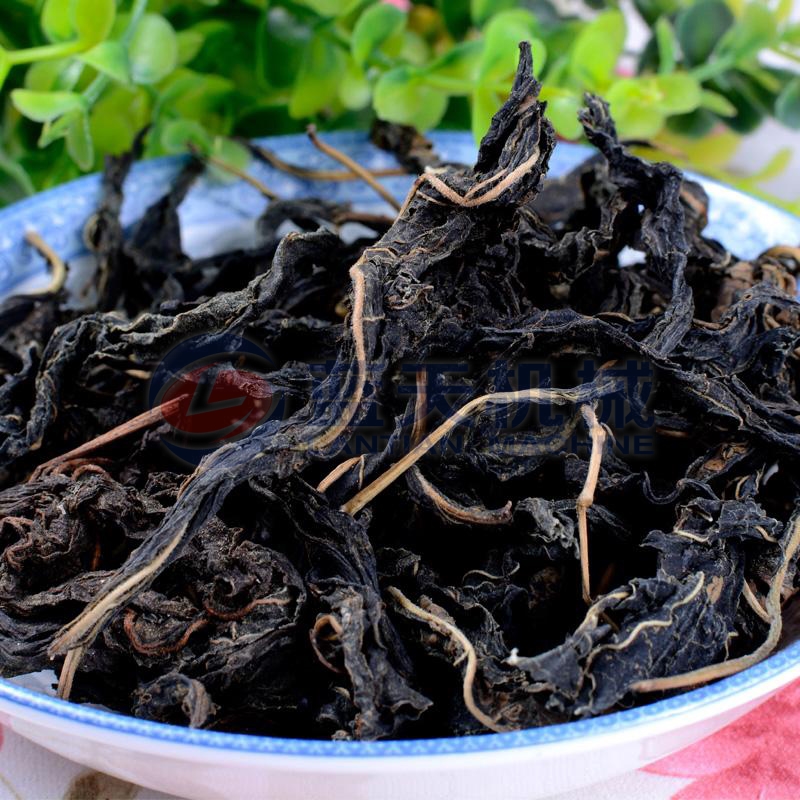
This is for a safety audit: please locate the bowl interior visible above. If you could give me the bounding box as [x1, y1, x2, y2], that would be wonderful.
[1, 131, 800, 757]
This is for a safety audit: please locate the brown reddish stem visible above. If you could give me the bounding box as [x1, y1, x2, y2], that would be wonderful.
[306, 125, 401, 211]
[248, 142, 407, 182]
[30, 394, 189, 482]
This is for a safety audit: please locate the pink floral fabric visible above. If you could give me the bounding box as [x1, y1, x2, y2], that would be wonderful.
[646, 680, 800, 799]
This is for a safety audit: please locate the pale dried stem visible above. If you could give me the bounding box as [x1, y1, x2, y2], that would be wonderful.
[632, 508, 800, 692]
[418, 144, 541, 209]
[24, 230, 67, 295]
[407, 367, 511, 524]
[742, 580, 771, 624]
[342, 383, 601, 516]
[188, 143, 279, 200]
[763, 245, 800, 264]
[578, 405, 607, 605]
[308, 263, 367, 451]
[387, 586, 504, 732]
[56, 645, 86, 700]
[306, 126, 400, 211]
[411, 367, 428, 447]
[316, 456, 363, 493]
[249, 142, 407, 182]
[412, 469, 512, 526]
[309, 614, 345, 674]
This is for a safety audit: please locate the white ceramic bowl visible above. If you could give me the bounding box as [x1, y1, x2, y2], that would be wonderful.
[1, 133, 799, 800]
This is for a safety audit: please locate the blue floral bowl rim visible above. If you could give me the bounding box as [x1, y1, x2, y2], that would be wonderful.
[0, 131, 799, 759]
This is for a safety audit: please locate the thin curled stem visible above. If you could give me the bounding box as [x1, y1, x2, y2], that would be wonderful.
[407, 367, 512, 525]
[577, 405, 607, 605]
[316, 456, 364, 493]
[307, 263, 369, 451]
[56, 645, 86, 700]
[248, 142, 407, 182]
[342, 378, 621, 516]
[188, 143, 279, 200]
[632, 507, 800, 693]
[387, 586, 504, 732]
[411, 468, 513, 526]
[30, 394, 188, 482]
[24, 230, 67, 295]
[307, 125, 400, 211]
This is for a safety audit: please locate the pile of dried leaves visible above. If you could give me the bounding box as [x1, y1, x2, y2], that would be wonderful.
[1, 44, 800, 740]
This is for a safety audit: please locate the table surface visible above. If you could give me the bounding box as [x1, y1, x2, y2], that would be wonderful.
[0, 678, 798, 800]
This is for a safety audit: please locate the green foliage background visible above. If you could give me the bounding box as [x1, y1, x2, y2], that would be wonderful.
[1, 0, 799, 210]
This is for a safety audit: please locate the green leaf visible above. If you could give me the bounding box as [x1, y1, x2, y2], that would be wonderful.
[667, 108, 717, 137]
[90, 111, 136, 156]
[675, 1, 733, 66]
[425, 40, 482, 86]
[294, 0, 359, 17]
[71, 0, 115, 45]
[539, 87, 582, 140]
[207, 136, 251, 183]
[129, 14, 178, 85]
[435, 0, 471, 39]
[11, 89, 86, 122]
[41, 0, 74, 43]
[478, 10, 544, 84]
[24, 58, 83, 92]
[399, 30, 431, 67]
[39, 111, 78, 147]
[709, 71, 769, 133]
[160, 118, 212, 154]
[715, 3, 778, 61]
[259, 8, 311, 89]
[775, 0, 794, 22]
[0, 46, 10, 92]
[352, 3, 405, 67]
[66, 110, 94, 170]
[155, 69, 234, 120]
[606, 73, 701, 137]
[776, 77, 800, 128]
[783, 23, 800, 46]
[614, 104, 665, 139]
[176, 30, 205, 66]
[289, 32, 346, 118]
[339, 57, 371, 110]
[737, 63, 781, 94]
[79, 41, 130, 84]
[471, 85, 501, 141]
[700, 88, 737, 116]
[632, 0, 682, 26]
[89, 84, 150, 155]
[654, 17, 676, 75]
[660, 127, 741, 167]
[373, 66, 448, 130]
[470, 0, 515, 27]
[0, 145, 35, 200]
[569, 10, 625, 90]
[637, 34, 659, 76]
[653, 73, 702, 114]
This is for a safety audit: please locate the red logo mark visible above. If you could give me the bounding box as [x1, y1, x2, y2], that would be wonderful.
[160, 364, 272, 443]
